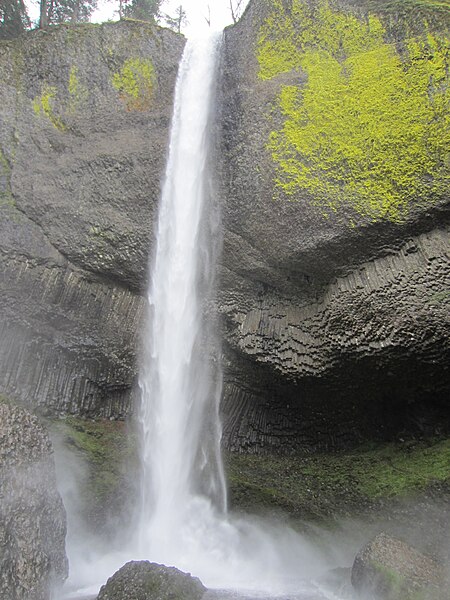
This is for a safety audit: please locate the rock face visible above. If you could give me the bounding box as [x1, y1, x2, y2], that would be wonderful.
[217, 0, 450, 451]
[0, 22, 185, 416]
[0, 402, 68, 599]
[96, 561, 206, 600]
[351, 533, 446, 600]
[0, 3, 449, 456]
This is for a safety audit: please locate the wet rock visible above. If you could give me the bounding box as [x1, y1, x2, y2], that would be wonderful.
[0, 402, 68, 599]
[0, 22, 184, 417]
[351, 532, 446, 600]
[216, 0, 450, 452]
[96, 560, 206, 600]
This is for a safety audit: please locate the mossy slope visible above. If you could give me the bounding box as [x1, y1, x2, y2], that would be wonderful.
[51, 417, 138, 531]
[226, 438, 450, 520]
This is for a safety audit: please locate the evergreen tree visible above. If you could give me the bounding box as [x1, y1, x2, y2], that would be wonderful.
[0, 0, 29, 39]
[123, 0, 162, 22]
[163, 4, 186, 33]
[39, 0, 98, 27]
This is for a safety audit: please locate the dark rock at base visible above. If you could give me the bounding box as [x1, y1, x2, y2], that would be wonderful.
[0, 402, 68, 599]
[96, 561, 206, 600]
[351, 532, 446, 600]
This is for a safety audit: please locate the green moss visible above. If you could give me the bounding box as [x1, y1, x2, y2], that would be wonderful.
[370, 562, 436, 600]
[33, 85, 66, 131]
[227, 439, 450, 520]
[258, 0, 449, 222]
[68, 65, 88, 112]
[429, 290, 450, 304]
[112, 57, 156, 111]
[372, 562, 409, 598]
[89, 225, 116, 242]
[52, 417, 137, 509]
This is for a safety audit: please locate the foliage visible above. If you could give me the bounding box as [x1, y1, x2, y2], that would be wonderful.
[39, 0, 98, 27]
[33, 84, 66, 130]
[123, 0, 162, 22]
[112, 56, 156, 111]
[52, 0, 98, 23]
[163, 4, 187, 33]
[0, 0, 29, 39]
[257, 0, 449, 222]
[68, 65, 88, 112]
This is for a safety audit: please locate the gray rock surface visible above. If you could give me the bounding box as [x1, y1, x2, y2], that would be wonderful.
[351, 532, 446, 599]
[0, 402, 68, 599]
[216, 0, 450, 451]
[0, 22, 185, 416]
[0, 2, 448, 456]
[96, 561, 206, 600]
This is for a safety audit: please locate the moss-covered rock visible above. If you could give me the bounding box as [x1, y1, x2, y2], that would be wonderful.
[96, 561, 206, 600]
[218, 0, 450, 454]
[51, 416, 138, 533]
[0, 20, 185, 418]
[258, 0, 448, 222]
[351, 533, 446, 599]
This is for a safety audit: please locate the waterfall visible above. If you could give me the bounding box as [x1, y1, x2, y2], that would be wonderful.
[137, 32, 229, 572]
[59, 33, 341, 600]
[133, 34, 332, 597]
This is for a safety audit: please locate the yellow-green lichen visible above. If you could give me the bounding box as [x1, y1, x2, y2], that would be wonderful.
[33, 85, 66, 131]
[258, 0, 450, 222]
[112, 57, 156, 111]
[68, 65, 88, 113]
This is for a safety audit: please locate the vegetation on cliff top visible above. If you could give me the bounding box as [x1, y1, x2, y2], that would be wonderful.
[258, 0, 449, 223]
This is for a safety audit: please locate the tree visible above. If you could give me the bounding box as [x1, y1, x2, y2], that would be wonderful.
[163, 4, 186, 34]
[204, 3, 210, 28]
[0, 0, 29, 39]
[229, 0, 244, 24]
[39, 0, 98, 27]
[122, 0, 162, 22]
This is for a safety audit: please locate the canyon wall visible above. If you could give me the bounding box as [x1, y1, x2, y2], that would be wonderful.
[217, 0, 450, 451]
[0, 21, 184, 416]
[0, 2, 448, 453]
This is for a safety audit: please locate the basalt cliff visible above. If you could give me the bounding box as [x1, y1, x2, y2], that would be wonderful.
[217, 0, 450, 452]
[0, 0, 449, 539]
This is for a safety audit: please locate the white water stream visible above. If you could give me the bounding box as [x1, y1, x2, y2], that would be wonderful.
[61, 35, 347, 600]
[133, 34, 335, 596]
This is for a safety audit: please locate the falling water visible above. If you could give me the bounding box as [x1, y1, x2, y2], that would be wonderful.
[137, 33, 228, 561]
[59, 34, 351, 600]
[134, 34, 335, 597]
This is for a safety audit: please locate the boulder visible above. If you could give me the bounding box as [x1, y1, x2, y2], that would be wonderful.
[97, 561, 206, 600]
[0, 402, 68, 599]
[351, 532, 446, 600]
